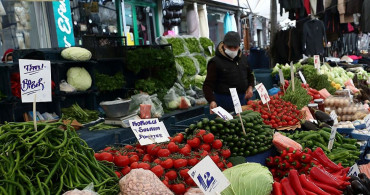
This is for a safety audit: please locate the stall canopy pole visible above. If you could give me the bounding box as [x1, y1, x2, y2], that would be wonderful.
[270, 0, 277, 68]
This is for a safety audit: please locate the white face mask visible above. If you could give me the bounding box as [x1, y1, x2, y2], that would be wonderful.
[225, 49, 238, 59]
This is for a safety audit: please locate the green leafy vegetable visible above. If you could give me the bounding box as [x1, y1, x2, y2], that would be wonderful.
[193, 55, 207, 75]
[166, 37, 186, 56]
[62, 103, 99, 124]
[199, 37, 215, 56]
[222, 163, 273, 195]
[95, 72, 125, 91]
[281, 78, 312, 109]
[301, 65, 336, 94]
[176, 56, 197, 76]
[183, 37, 202, 53]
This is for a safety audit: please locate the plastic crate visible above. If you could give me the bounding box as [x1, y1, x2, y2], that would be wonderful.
[351, 133, 370, 141]
[82, 35, 127, 59]
[12, 48, 64, 62]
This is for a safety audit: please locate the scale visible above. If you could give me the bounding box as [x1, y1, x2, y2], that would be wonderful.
[104, 113, 140, 128]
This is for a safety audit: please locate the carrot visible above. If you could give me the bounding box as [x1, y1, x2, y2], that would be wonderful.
[273, 132, 302, 152]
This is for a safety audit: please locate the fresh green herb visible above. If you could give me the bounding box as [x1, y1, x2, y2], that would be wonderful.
[62, 103, 99, 124]
[184, 37, 202, 53]
[95, 72, 125, 91]
[193, 55, 207, 75]
[89, 122, 118, 131]
[176, 56, 197, 76]
[301, 65, 336, 94]
[166, 37, 186, 56]
[199, 37, 215, 56]
[281, 78, 312, 109]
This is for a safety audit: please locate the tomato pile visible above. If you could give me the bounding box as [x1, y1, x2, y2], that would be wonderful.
[247, 96, 303, 128]
[278, 80, 324, 101]
[94, 130, 232, 195]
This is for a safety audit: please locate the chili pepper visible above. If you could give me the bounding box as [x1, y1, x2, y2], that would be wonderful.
[286, 147, 294, 153]
[308, 177, 342, 195]
[272, 182, 283, 195]
[270, 168, 277, 177]
[276, 170, 284, 178]
[288, 170, 306, 195]
[281, 177, 296, 195]
[278, 160, 291, 170]
[309, 167, 343, 189]
[291, 160, 302, 169]
[274, 156, 282, 165]
[300, 153, 312, 163]
[303, 189, 317, 195]
[293, 149, 302, 160]
[266, 157, 274, 166]
[310, 159, 320, 166]
[303, 148, 312, 154]
[285, 153, 295, 163]
[298, 174, 330, 195]
[311, 147, 341, 171]
[281, 150, 288, 159]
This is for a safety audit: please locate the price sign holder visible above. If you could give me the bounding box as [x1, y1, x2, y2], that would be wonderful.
[330, 110, 338, 125]
[290, 62, 295, 91]
[188, 156, 230, 195]
[328, 126, 337, 151]
[255, 83, 271, 112]
[298, 71, 307, 84]
[211, 107, 233, 121]
[314, 55, 321, 71]
[278, 69, 286, 93]
[229, 88, 246, 135]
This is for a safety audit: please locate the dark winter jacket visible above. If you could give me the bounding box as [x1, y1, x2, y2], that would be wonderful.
[302, 19, 327, 56]
[203, 42, 254, 103]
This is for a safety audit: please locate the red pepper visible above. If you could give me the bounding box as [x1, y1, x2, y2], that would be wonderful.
[303, 189, 317, 195]
[286, 147, 294, 153]
[299, 174, 330, 195]
[285, 153, 294, 163]
[266, 157, 274, 166]
[281, 150, 288, 159]
[311, 147, 341, 171]
[281, 177, 296, 195]
[303, 148, 312, 154]
[308, 177, 342, 195]
[278, 160, 291, 170]
[310, 159, 320, 166]
[293, 150, 302, 160]
[270, 168, 277, 177]
[309, 167, 342, 189]
[272, 182, 283, 195]
[276, 170, 284, 178]
[342, 167, 350, 175]
[288, 170, 306, 195]
[300, 153, 312, 163]
[291, 160, 302, 169]
[274, 156, 282, 165]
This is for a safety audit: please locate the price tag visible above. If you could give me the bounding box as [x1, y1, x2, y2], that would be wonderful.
[330, 110, 338, 125]
[347, 164, 360, 176]
[298, 71, 307, 84]
[208, 46, 213, 55]
[188, 156, 230, 195]
[327, 126, 337, 150]
[211, 107, 233, 121]
[290, 62, 295, 91]
[129, 118, 170, 145]
[19, 59, 52, 103]
[229, 88, 242, 114]
[278, 69, 285, 85]
[255, 83, 270, 104]
[314, 55, 320, 70]
[364, 114, 370, 130]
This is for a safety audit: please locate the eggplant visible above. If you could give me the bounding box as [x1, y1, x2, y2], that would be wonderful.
[351, 180, 370, 195]
[319, 121, 331, 128]
[359, 173, 370, 191]
[301, 120, 319, 130]
[350, 175, 361, 182]
[314, 110, 334, 125]
[344, 185, 354, 195]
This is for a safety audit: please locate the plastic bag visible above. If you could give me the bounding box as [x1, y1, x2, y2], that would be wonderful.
[60, 80, 77, 93]
[140, 104, 151, 119]
[150, 94, 164, 118]
[164, 88, 180, 110]
[182, 35, 204, 54]
[119, 169, 173, 195]
[179, 96, 191, 109]
[185, 188, 204, 195]
[129, 93, 164, 118]
[63, 183, 98, 195]
[156, 36, 189, 57]
[195, 97, 207, 105]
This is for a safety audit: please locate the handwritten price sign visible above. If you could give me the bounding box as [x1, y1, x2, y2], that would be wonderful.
[19, 59, 52, 103]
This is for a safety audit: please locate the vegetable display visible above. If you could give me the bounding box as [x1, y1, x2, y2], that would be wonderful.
[193, 54, 207, 76]
[281, 79, 312, 109]
[62, 103, 100, 124]
[199, 37, 215, 56]
[95, 72, 125, 92]
[95, 130, 233, 195]
[0, 121, 119, 194]
[300, 65, 337, 94]
[183, 37, 202, 53]
[222, 163, 273, 195]
[176, 56, 197, 76]
[166, 37, 187, 56]
[184, 110, 274, 157]
[282, 127, 360, 167]
[67, 67, 92, 91]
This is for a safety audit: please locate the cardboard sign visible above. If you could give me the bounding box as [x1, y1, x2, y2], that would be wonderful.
[19, 59, 52, 103]
[330, 110, 338, 125]
[129, 119, 170, 145]
[255, 83, 270, 104]
[278, 69, 285, 85]
[211, 107, 233, 121]
[347, 164, 360, 176]
[314, 55, 320, 70]
[188, 156, 230, 195]
[364, 114, 370, 130]
[298, 71, 307, 84]
[229, 88, 242, 114]
[328, 126, 337, 151]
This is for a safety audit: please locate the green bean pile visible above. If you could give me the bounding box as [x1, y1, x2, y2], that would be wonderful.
[0, 121, 119, 195]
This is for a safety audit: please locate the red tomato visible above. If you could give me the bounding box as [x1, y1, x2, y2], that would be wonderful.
[202, 133, 215, 144]
[137, 162, 150, 170]
[212, 139, 223, 149]
[179, 146, 191, 156]
[151, 165, 164, 177]
[210, 154, 220, 164]
[129, 155, 139, 164]
[185, 176, 196, 186]
[174, 159, 188, 169]
[188, 158, 199, 166]
[179, 168, 190, 179]
[288, 121, 294, 126]
[121, 166, 131, 176]
[217, 161, 225, 169]
[171, 135, 183, 143]
[200, 144, 211, 152]
[153, 158, 161, 164]
[158, 149, 171, 157]
[167, 142, 179, 153]
[103, 147, 112, 152]
[171, 183, 186, 194]
[113, 155, 130, 167]
[142, 154, 152, 162]
[146, 144, 160, 156]
[195, 129, 206, 137]
[160, 158, 174, 169]
[221, 149, 231, 158]
[94, 153, 102, 161]
[130, 162, 139, 169]
[136, 148, 145, 156]
[227, 162, 233, 168]
[187, 137, 201, 148]
[198, 150, 208, 158]
[162, 180, 170, 188]
[165, 170, 177, 180]
[100, 152, 114, 162]
[115, 171, 121, 178]
[124, 145, 134, 150]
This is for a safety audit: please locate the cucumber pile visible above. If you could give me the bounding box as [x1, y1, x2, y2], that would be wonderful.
[185, 110, 274, 157]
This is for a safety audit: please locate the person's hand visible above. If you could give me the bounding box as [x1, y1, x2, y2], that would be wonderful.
[245, 87, 253, 100]
[209, 101, 217, 114]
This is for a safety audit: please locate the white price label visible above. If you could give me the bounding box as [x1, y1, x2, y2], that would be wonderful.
[330, 110, 338, 125]
[208, 46, 213, 55]
[278, 69, 285, 85]
[314, 55, 321, 70]
[211, 107, 233, 121]
[290, 62, 295, 91]
[298, 71, 307, 84]
[19, 59, 52, 103]
[364, 114, 370, 130]
[129, 118, 170, 145]
[328, 126, 337, 150]
[347, 164, 360, 176]
[188, 156, 230, 195]
[255, 83, 270, 104]
[229, 88, 242, 114]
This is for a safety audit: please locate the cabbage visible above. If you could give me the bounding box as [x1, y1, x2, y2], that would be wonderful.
[222, 163, 273, 195]
[61, 47, 92, 61]
[346, 71, 354, 79]
[67, 67, 92, 91]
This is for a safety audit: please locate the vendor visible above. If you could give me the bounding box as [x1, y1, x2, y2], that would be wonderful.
[203, 31, 254, 113]
[2, 49, 14, 63]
